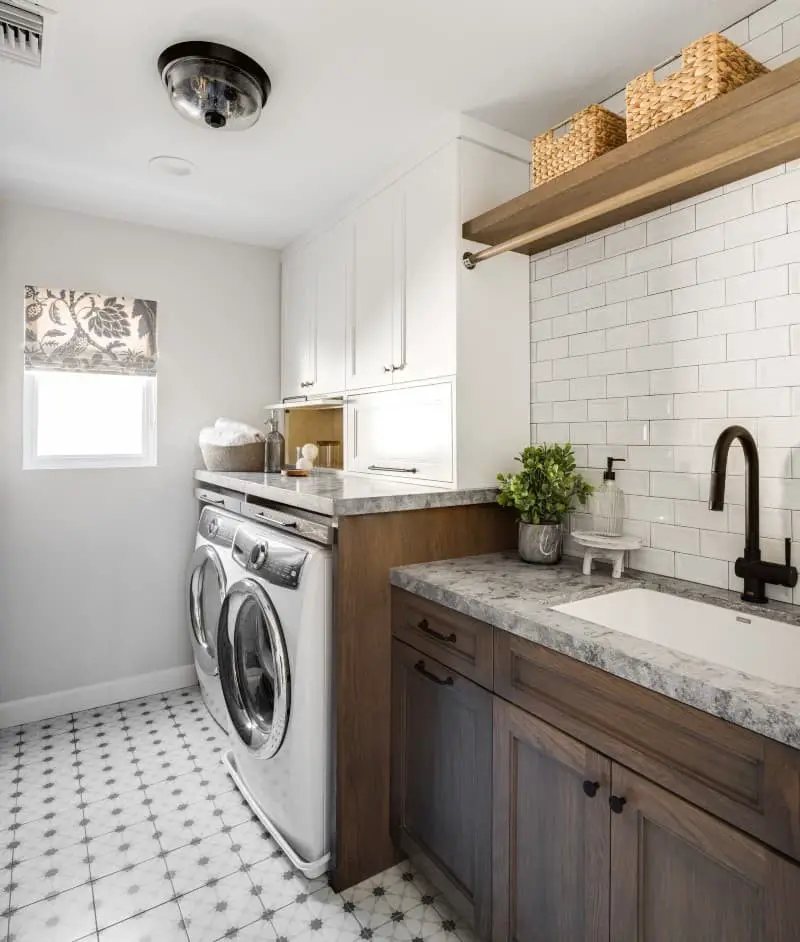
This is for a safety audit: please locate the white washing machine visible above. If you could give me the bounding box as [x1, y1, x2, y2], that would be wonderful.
[187, 506, 240, 732]
[217, 503, 333, 878]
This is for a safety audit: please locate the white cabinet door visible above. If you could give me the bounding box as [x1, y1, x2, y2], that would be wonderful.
[348, 186, 399, 390]
[281, 250, 314, 399]
[311, 221, 350, 395]
[397, 143, 459, 384]
[346, 383, 454, 483]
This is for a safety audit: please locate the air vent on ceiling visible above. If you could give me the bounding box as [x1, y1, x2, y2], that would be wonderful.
[0, 0, 44, 67]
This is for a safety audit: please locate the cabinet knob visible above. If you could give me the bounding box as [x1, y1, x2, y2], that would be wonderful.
[609, 795, 627, 814]
[582, 780, 599, 798]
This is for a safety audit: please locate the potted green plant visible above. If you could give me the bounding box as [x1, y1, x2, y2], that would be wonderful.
[497, 443, 593, 564]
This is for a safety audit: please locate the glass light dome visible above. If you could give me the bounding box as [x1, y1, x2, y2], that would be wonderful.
[159, 42, 271, 131]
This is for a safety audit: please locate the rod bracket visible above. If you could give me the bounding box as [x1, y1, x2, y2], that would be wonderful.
[462, 252, 477, 270]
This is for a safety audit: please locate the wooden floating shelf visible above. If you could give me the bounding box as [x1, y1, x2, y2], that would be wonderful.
[462, 58, 800, 259]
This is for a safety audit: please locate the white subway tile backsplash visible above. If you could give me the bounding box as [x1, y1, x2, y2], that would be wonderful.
[628, 396, 674, 420]
[727, 326, 790, 360]
[651, 523, 700, 554]
[725, 206, 787, 248]
[647, 260, 697, 295]
[755, 295, 800, 327]
[588, 349, 627, 376]
[725, 266, 789, 304]
[553, 400, 588, 422]
[722, 20, 749, 45]
[784, 11, 800, 48]
[587, 302, 627, 330]
[757, 355, 800, 386]
[743, 24, 784, 62]
[650, 366, 699, 394]
[749, 0, 800, 39]
[697, 302, 755, 336]
[698, 245, 754, 283]
[649, 312, 698, 344]
[529, 107, 800, 601]
[672, 280, 726, 315]
[570, 375, 607, 399]
[673, 335, 726, 367]
[699, 360, 756, 390]
[607, 371, 650, 397]
[587, 398, 627, 421]
[674, 391, 728, 419]
[695, 188, 753, 228]
[672, 226, 724, 262]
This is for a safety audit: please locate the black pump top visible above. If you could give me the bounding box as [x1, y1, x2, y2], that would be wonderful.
[604, 456, 625, 481]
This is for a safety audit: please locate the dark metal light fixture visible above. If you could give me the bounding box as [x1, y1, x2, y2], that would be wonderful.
[158, 41, 271, 131]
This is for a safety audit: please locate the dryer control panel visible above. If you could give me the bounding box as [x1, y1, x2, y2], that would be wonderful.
[232, 527, 308, 590]
[198, 507, 240, 547]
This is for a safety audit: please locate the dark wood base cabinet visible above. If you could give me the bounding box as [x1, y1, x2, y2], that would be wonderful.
[391, 588, 800, 942]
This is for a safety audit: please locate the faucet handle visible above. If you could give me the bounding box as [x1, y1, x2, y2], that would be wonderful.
[786, 537, 793, 568]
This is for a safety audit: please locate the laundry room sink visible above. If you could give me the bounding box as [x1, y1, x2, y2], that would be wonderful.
[554, 588, 800, 688]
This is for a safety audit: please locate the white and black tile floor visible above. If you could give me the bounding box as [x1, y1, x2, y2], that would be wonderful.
[0, 686, 476, 941]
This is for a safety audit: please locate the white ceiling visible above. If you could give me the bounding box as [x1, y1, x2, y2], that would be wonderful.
[0, 0, 758, 249]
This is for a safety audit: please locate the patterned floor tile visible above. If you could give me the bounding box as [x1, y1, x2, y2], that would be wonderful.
[81, 792, 151, 840]
[97, 900, 188, 942]
[211, 788, 255, 829]
[6, 809, 86, 863]
[19, 715, 75, 741]
[227, 820, 275, 867]
[93, 857, 174, 930]
[153, 799, 223, 853]
[244, 851, 326, 913]
[86, 821, 161, 880]
[371, 900, 473, 942]
[144, 773, 210, 819]
[177, 870, 264, 942]
[194, 765, 235, 800]
[342, 862, 439, 930]
[6, 882, 95, 942]
[135, 755, 196, 789]
[9, 841, 92, 908]
[78, 771, 142, 807]
[270, 887, 364, 942]
[221, 915, 277, 941]
[165, 832, 239, 897]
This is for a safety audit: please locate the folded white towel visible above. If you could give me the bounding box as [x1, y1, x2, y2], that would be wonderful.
[199, 418, 265, 447]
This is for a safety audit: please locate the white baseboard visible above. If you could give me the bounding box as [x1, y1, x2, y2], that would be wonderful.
[0, 664, 198, 729]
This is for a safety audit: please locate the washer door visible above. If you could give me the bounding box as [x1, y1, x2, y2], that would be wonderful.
[218, 579, 291, 757]
[188, 545, 227, 677]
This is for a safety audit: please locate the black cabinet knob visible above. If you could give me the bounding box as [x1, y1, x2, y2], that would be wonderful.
[609, 795, 627, 814]
[582, 780, 599, 798]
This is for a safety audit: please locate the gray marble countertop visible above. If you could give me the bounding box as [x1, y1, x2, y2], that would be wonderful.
[195, 469, 498, 517]
[390, 552, 800, 749]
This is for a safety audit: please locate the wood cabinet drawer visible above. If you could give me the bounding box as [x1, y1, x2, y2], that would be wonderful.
[391, 588, 493, 689]
[494, 630, 800, 864]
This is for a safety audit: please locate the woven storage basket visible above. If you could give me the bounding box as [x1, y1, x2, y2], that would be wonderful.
[201, 440, 265, 472]
[532, 105, 627, 187]
[626, 32, 769, 140]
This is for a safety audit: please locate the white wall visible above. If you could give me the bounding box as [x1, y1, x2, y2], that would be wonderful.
[530, 0, 800, 603]
[0, 201, 280, 716]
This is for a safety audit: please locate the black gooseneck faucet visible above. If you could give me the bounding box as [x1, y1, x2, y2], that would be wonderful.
[709, 425, 797, 603]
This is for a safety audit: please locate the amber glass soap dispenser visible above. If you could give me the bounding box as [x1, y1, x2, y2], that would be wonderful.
[590, 457, 625, 537]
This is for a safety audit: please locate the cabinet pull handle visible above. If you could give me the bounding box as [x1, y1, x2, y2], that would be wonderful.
[383, 365, 394, 373]
[368, 465, 418, 474]
[418, 619, 457, 644]
[300, 381, 314, 388]
[609, 795, 627, 814]
[414, 660, 454, 687]
[582, 780, 599, 798]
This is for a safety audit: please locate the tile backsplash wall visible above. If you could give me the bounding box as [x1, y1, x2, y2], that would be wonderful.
[529, 1, 800, 603]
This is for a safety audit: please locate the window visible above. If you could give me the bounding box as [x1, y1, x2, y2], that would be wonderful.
[23, 286, 158, 470]
[24, 371, 157, 469]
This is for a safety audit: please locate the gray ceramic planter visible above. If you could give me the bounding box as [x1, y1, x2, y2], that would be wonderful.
[518, 522, 562, 564]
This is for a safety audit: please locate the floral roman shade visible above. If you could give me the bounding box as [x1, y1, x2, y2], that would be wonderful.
[24, 286, 158, 376]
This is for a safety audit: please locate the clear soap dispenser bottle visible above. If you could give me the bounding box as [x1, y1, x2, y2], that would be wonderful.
[591, 457, 625, 537]
[264, 411, 285, 474]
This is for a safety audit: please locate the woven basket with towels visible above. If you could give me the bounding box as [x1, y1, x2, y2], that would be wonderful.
[199, 418, 265, 472]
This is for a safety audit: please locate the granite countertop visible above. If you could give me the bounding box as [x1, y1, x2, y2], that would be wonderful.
[390, 552, 800, 749]
[195, 469, 498, 517]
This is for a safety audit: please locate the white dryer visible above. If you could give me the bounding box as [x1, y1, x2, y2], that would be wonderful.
[187, 506, 240, 732]
[217, 504, 333, 878]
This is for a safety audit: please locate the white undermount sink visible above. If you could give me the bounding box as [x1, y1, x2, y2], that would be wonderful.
[554, 589, 800, 688]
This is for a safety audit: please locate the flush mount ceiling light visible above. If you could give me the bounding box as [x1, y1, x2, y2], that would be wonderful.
[158, 41, 271, 131]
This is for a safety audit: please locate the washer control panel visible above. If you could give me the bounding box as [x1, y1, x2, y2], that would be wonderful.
[232, 527, 308, 589]
[198, 507, 239, 547]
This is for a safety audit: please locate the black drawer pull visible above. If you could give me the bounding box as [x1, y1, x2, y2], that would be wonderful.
[583, 780, 599, 798]
[609, 795, 627, 814]
[417, 619, 457, 644]
[414, 660, 454, 687]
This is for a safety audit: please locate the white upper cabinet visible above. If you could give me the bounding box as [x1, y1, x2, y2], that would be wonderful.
[281, 251, 314, 399]
[398, 143, 459, 384]
[348, 185, 399, 390]
[312, 221, 349, 395]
